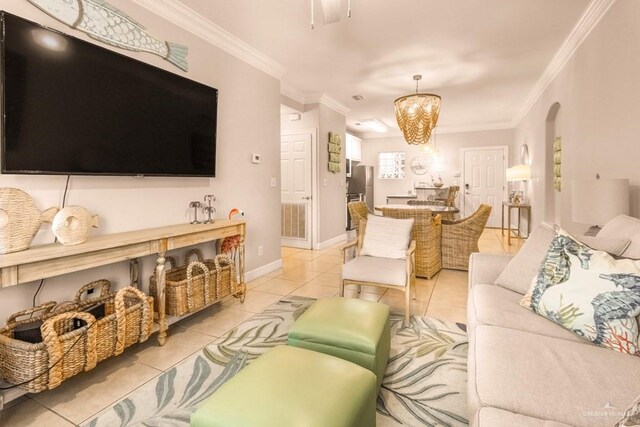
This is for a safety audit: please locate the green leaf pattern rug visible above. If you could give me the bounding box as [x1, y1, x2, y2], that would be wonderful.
[85, 296, 468, 427]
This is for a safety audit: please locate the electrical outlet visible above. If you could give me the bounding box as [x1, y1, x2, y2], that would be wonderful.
[258, 245, 264, 256]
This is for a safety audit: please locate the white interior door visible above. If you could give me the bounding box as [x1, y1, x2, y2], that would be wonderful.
[462, 147, 506, 228]
[281, 132, 313, 249]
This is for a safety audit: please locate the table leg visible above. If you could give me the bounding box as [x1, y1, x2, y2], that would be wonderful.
[238, 229, 246, 303]
[507, 207, 512, 246]
[501, 204, 505, 236]
[156, 252, 168, 345]
[518, 208, 522, 237]
[527, 207, 531, 238]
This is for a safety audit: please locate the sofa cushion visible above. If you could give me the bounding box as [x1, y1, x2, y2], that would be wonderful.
[342, 256, 407, 287]
[360, 214, 414, 259]
[521, 231, 640, 356]
[471, 325, 640, 427]
[494, 224, 555, 295]
[476, 407, 573, 427]
[578, 235, 631, 257]
[469, 284, 582, 342]
[468, 253, 514, 289]
[599, 214, 640, 259]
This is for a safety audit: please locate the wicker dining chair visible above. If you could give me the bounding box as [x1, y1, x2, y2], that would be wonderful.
[434, 185, 460, 208]
[378, 207, 442, 279]
[348, 201, 369, 237]
[441, 204, 492, 270]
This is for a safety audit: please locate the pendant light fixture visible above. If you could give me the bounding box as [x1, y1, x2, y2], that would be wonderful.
[394, 75, 441, 145]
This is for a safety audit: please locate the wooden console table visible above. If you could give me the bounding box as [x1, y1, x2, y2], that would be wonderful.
[501, 202, 531, 245]
[0, 220, 246, 345]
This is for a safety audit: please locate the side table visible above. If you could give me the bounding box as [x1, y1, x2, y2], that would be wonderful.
[501, 202, 531, 245]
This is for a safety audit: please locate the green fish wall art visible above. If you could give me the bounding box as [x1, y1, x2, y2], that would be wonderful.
[26, 0, 189, 71]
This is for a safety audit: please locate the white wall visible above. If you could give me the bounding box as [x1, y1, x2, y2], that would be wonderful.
[360, 129, 515, 208]
[0, 2, 282, 320]
[514, 1, 640, 234]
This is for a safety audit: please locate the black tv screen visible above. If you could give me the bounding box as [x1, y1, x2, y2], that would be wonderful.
[1, 12, 217, 177]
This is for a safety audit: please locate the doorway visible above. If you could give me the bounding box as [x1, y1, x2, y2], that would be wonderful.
[461, 146, 508, 228]
[281, 130, 315, 249]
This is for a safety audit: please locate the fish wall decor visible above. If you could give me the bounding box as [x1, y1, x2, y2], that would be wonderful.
[27, 0, 189, 71]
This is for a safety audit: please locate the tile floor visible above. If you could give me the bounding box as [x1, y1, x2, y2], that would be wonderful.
[0, 228, 523, 426]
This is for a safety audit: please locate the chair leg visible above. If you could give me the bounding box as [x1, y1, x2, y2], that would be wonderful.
[404, 285, 411, 325]
[357, 284, 361, 294]
[340, 280, 345, 297]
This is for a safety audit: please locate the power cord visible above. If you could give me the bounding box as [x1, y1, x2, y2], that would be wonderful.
[32, 175, 71, 307]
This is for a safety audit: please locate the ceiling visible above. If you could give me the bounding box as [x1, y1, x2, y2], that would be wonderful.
[180, 0, 590, 137]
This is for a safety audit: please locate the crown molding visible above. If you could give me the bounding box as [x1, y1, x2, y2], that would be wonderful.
[511, 0, 616, 126]
[281, 83, 306, 105]
[131, 0, 286, 79]
[305, 93, 350, 116]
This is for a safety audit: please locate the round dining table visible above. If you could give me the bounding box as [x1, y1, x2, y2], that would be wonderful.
[374, 204, 459, 214]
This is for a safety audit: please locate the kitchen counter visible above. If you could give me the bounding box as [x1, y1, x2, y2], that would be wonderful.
[387, 194, 417, 199]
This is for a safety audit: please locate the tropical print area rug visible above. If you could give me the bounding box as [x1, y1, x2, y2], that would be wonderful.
[85, 296, 469, 427]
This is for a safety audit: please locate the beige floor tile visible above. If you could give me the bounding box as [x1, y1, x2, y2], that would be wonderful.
[425, 303, 467, 324]
[0, 398, 74, 427]
[342, 284, 387, 296]
[245, 275, 273, 290]
[341, 289, 383, 302]
[305, 272, 341, 288]
[326, 264, 344, 274]
[32, 355, 160, 425]
[290, 284, 338, 299]
[378, 293, 428, 317]
[173, 305, 254, 338]
[288, 251, 322, 261]
[430, 279, 469, 308]
[304, 259, 341, 272]
[276, 267, 322, 283]
[413, 278, 436, 302]
[254, 277, 303, 295]
[280, 258, 309, 272]
[222, 290, 282, 313]
[436, 269, 469, 286]
[313, 254, 342, 264]
[281, 247, 303, 257]
[129, 327, 216, 371]
[265, 268, 284, 278]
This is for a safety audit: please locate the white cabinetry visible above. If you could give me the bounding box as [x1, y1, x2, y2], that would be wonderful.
[346, 133, 362, 161]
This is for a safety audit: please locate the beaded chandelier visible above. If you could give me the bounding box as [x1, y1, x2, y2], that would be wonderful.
[394, 75, 441, 145]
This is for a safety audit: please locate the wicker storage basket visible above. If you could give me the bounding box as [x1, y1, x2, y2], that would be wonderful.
[0, 282, 153, 393]
[150, 249, 236, 316]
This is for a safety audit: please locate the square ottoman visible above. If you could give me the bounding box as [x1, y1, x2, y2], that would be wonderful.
[190, 345, 377, 427]
[287, 297, 391, 390]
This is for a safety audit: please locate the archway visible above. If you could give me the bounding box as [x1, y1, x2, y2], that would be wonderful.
[545, 102, 561, 224]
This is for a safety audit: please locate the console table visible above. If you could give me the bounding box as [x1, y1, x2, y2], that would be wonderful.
[0, 220, 246, 344]
[501, 202, 531, 245]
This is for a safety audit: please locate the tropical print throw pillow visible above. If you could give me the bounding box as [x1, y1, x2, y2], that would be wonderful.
[520, 230, 640, 356]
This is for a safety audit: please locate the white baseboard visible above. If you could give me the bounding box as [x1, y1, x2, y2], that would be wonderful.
[314, 233, 347, 250]
[245, 258, 283, 283]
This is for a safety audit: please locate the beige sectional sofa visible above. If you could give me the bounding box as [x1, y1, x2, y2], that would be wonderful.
[467, 223, 640, 426]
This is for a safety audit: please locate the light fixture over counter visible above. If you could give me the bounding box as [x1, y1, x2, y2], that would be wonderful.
[394, 75, 441, 145]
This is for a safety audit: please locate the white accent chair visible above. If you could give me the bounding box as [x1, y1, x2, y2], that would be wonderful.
[340, 216, 416, 324]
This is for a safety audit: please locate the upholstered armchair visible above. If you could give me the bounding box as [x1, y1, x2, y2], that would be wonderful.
[340, 216, 416, 324]
[377, 207, 442, 279]
[441, 204, 492, 270]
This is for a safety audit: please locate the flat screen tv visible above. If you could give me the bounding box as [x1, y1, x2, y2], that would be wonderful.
[1, 12, 218, 177]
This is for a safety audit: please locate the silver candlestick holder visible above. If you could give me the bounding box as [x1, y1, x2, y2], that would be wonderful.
[203, 194, 216, 224]
[189, 201, 202, 224]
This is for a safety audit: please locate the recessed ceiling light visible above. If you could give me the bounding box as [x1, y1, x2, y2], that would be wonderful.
[352, 95, 365, 101]
[361, 119, 388, 133]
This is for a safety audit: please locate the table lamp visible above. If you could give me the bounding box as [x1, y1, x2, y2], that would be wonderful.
[571, 178, 629, 235]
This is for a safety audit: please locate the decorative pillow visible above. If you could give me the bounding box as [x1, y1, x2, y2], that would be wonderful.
[577, 235, 631, 257]
[520, 230, 640, 356]
[360, 215, 414, 260]
[599, 214, 640, 260]
[494, 224, 556, 295]
[617, 395, 640, 426]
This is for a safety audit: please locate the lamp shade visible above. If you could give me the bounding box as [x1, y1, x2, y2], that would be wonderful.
[571, 179, 629, 226]
[506, 164, 531, 181]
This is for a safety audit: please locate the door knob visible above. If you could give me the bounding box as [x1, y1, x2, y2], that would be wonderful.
[465, 183, 470, 189]
[302, 196, 311, 200]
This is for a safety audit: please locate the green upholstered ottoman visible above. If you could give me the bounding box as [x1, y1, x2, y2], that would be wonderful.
[190, 345, 377, 427]
[287, 297, 391, 390]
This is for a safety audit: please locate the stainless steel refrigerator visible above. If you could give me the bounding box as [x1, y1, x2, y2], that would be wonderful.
[348, 165, 374, 212]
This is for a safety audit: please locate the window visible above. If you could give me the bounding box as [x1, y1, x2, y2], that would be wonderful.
[378, 152, 406, 179]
